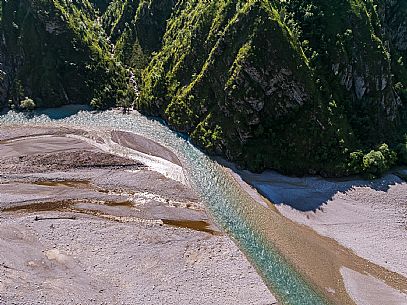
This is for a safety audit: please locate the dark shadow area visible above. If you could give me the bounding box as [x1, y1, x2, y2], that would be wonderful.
[0, 107, 10, 115]
[222, 158, 407, 212]
[36, 104, 92, 120]
[0, 104, 92, 120]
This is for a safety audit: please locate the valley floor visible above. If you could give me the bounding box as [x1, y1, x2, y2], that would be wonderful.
[0, 126, 275, 305]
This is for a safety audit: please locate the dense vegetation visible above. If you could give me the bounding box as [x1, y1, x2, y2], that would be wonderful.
[0, 0, 406, 177]
[0, 0, 131, 109]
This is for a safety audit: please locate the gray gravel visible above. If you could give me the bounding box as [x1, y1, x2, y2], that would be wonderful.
[0, 126, 275, 305]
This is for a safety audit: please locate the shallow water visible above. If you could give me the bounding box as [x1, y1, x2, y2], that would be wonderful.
[0, 108, 328, 305]
[162, 219, 219, 235]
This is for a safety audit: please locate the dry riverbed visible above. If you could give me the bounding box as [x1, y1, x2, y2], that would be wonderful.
[0, 126, 275, 305]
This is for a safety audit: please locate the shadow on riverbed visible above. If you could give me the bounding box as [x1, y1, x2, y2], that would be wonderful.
[225, 160, 407, 212]
[1, 105, 92, 120]
[35, 105, 92, 119]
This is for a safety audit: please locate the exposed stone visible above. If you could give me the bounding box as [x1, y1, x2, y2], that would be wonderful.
[340, 65, 353, 91]
[354, 76, 366, 100]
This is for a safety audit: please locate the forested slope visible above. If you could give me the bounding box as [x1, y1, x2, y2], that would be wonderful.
[139, 0, 407, 176]
[0, 0, 406, 176]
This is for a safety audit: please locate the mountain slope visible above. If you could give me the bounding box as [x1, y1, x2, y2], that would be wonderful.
[0, 0, 406, 176]
[138, 0, 407, 175]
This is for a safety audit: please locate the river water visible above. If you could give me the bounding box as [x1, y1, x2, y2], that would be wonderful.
[0, 107, 329, 305]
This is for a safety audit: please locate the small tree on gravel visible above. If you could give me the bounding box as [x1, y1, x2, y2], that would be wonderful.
[19, 97, 36, 111]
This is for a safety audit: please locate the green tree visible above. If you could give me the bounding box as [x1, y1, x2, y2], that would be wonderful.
[19, 97, 36, 111]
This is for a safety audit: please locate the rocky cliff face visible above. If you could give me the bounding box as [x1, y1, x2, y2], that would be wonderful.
[0, 2, 9, 107]
[280, 0, 404, 139]
[0, 0, 406, 176]
[379, 1, 407, 103]
[0, 33, 10, 105]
